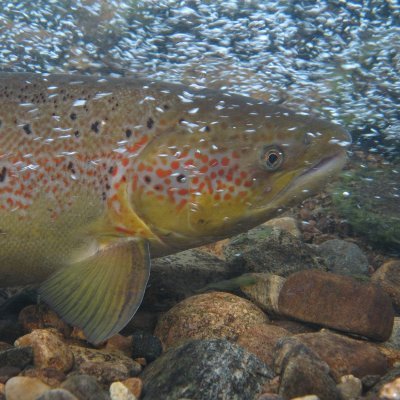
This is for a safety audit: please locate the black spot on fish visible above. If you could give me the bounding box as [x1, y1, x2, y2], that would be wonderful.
[74, 130, 80, 137]
[163, 104, 170, 110]
[67, 162, 76, 174]
[144, 176, 151, 183]
[91, 121, 100, 133]
[147, 118, 154, 129]
[70, 112, 77, 120]
[204, 125, 211, 132]
[0, 167, 7, 183]
[105, 183, 111, 190]
[108, 166, 114, 175]
[126, 129, 132, 138]
[0, 120, 2, 128]
[22, 124, 32, 135]
[178, 118, 186, 125]
[176, 174, 186, 183]
[102, 192, 106, 201]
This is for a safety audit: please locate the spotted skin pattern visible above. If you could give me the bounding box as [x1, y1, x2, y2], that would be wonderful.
[0, 73, 349, 286]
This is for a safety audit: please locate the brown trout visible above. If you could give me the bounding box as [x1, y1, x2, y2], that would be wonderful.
[0, 73, 350, 343]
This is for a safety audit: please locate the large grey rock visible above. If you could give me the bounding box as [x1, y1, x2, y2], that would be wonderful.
[144, 249, 233, 310]
[141, 339, 273, 400]
[224, 226, 324, 277]
[318, 239, 369, 276]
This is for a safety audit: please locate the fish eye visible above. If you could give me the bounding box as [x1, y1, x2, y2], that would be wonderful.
[261, 146, 284, 171]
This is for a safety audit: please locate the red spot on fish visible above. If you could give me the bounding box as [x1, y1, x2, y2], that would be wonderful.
[122, 158, 129, 167]
[156, 169, 171, 178]
[224, 193, 232, 201]
[232, 150, 240, 159]
[221, 157, 229, 166]
[199, 165, 208, 174]
[178, 188, 188, 196]
[170, 160, 180, 170]
[209, 159, 219, 167]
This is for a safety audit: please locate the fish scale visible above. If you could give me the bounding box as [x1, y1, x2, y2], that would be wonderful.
[0, 72, 350, 343]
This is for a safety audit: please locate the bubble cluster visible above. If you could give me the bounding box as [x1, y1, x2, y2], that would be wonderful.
[0, 0, 399, 156]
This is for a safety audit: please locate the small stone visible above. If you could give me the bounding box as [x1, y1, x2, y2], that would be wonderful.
[296, 331, 388, 381]
[372, 260, 400, 312]
[71, 346, 141, 384]
[318, 239, 369, 276]
[105, 334, 133, 358]
[278, 270, 394, 341]
[36, 389, 79, 400]
[20, 367, 66, 387]
[379, 377, 400, 399]
[240, 273, 286, 314]
[290, 396, 320, 400]
[154, 292, 269, 349]
[236, 323, 291, 366]
[276, 338, 341, 400]
[383, 317, 400, 350]
[61, 374, 109, 400]
[5, 376, 50, 400]
[15, 329, 74, 372]
[263, 216, 302, 238]
[0, 366, 20, 383]
[256, 394, 285, 400]
[121, 378, 142, 398]
[0, 346, 33, 369]
[18, 305, 72, 337]
[141, 339, 274, 400]
[336, 375, 362, 400]
[110, 382, 137, 400]
[131, 331, 162, 362]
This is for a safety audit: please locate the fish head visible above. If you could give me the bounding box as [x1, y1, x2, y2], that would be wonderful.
[129, 90, 351, 250]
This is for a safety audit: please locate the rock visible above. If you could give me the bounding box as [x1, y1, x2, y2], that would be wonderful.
[141, 339, 274, 400]
[144, 249, 233, 310]
[296, 331, 388, 381]
[123, 310, 158, 334]
[20, 367, 66, 387]
[379, 377, 400, 399]
[256, 394, 285, 400]
[364, 367, 400, 399]
[278, 270, 394, 341]
[61, 374, 109, 400]
[240, 273, 286, 314]
[337, 375, 362, 400]
[110, 382, 137, 400]
[14, 329, 74, 372]
[275, 338, 341, 400]
[263, 217, 302, 238]
[376, 345, 400, 369]
[372, 260, 400, 312]
[131, 331, 162, 362]
[5, 376, 50, 400]
[318, 239, 369, 276]
[18, 304, 72, 337]
[270, 320, 316, 334]
[383, 317, 400, 350]
[0, 366, 20, 383]
[0, 319, 24, 344]
[71, 346, 141, 384]
[0, 346, 33, 369]
[36, 389, 79, 400]
[154, 292, 269, 349]
[236, 323, 291, 366]
[104, 335, 133, 358]
[121, 378, 142, 398]
[223, 226, 324, 277]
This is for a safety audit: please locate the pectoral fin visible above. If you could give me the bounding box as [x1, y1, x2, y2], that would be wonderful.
[39, 239, 150, 344]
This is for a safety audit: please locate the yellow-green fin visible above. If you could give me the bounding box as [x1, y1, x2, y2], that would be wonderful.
[39, 240, 150, 344]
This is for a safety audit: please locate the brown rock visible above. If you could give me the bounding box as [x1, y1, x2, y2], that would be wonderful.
[278, 270, 394, 341]
[372, 260, 400, 312]
[5, 376, 50, 400]
[20, 368, 66, 387]
[270, 320, 316, 334]
[18, 305, 72, 337]
[121, 377, 143, 398]
[277, 339, 341, 400]
[297, 331, 388, 381]
[236, 323, 291, 366]
[154, 292, 269, 349]
[14, 329, 74, 372]
[377, 345, 400, 368]
[240, 273, 286, 314]
[104, 334, 133, 358]
[263, 217, 301, 238]
[70, 346, 141, 384]
[0, 366, 20, 384]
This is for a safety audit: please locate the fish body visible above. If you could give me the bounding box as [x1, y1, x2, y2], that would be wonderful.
[0, 73, 350, 342]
